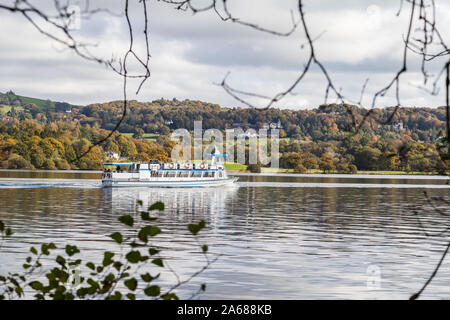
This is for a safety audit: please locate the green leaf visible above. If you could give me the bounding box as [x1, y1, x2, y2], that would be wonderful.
[188, 224, 200, 235]
[56, 255, 66, 267]
[30, 247, 38, 255]
[188, 220, 206, 235]
[202, 245, 208, 253]
[109, 232, 123, 244]
[126, 251, 142, 264]
[0, 221, 4, 232]
[113, 261, 123, 271]
[108, 291, 122, 300]
[69, 259, 82, 267]
[126, 293, 136, 300]
[86, 262, 95, 270]
[149, 202, 164, 211]
[141, 211, 150, 221]
[130, 241, 144, 248]
[137, 200, 143, 206]
[64, 292, 75, 300]
[119, 215, 134, 227]
[102, 251, 115, 267]
[141, 273, 159, 283]
[144, 285, 160, 297]
[87, 278, 100, 289]
[124, 278, 138, 291]
[138, 225, 162, 243]
[104, 273, 115, 283]
[41, 244, 50, 255]
[151, 258, 164, 268]
[149, 248, 160, 256]
[65, 245, 80, 257]
[142, 226, 161, 237]
[148, 226, 161, 237]
[138, 229, 148, 243]
[141, 211, 158, 222]
[29, 281, 43, 291]
[5, 228, 12, 236]
[161, 293, 179, 300]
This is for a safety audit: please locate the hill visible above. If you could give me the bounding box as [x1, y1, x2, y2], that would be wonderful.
[1, 92, 447, 145]
[79, 99, 447, 144]
[0, 93, 448, 173]
[0, 90, 82, 114]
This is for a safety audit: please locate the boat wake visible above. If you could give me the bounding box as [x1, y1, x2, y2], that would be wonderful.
[0, 178, 102, 189]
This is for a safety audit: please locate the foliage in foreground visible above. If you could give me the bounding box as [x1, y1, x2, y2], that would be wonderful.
[0, 201, 214, 300]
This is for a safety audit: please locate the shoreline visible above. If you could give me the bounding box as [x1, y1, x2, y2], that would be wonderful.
[0, 168, 447, 177]
[258, 168, 448, 176]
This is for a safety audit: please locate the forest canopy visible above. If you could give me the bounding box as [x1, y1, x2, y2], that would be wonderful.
[0, 91, 447, 173]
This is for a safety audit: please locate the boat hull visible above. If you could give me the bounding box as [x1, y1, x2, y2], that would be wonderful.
[102, 177, 238, 188]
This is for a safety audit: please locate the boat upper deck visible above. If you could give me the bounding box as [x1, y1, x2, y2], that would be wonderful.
[102, 162, 225, 173]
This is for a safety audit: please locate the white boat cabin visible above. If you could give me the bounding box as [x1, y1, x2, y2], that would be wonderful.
[101, 151, 234, 186]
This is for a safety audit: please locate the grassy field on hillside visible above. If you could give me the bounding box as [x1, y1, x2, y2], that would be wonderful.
[224, 162, 247, 170]
[2, 92, 80, 111]
[5, 93, 55, 110]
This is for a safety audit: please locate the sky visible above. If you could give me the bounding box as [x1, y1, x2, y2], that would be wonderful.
[1, 0, 450, 109]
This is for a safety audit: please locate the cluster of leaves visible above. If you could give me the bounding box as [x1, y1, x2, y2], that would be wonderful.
[0, 119, 173, 170]
[79, 100, 447, 141]
[79, 100, 449, 173]
[0, 201, 212, 300]
[279, 136, 448, 174]
[1, 102, 447, 173]
[0, 221, 21, 299]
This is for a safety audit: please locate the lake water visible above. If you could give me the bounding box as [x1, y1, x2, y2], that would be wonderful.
[0, 170, 449, 299]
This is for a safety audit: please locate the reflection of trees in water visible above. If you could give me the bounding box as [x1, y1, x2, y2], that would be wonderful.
[0, 187, 103, 222]
[236, 183, 449, 242]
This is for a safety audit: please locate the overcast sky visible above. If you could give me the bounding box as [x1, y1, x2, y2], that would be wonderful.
[1, 0, 450, 109]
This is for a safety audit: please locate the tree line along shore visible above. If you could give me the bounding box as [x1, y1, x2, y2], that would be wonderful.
[0, 91, 448, 174]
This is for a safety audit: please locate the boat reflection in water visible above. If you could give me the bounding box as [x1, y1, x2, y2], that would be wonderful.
[101, 185, 240, 228]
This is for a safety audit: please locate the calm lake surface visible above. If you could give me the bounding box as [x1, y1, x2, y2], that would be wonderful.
[0, 170, 449, 299]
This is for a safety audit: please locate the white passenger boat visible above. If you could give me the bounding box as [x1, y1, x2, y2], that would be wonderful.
[101, 151, 238, 187]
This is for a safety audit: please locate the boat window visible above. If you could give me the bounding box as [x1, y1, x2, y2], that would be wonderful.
[219, 172, 223, 178]
[168, 171, 177, 178]
[212, 172, 216, 178]
[180, 171, 189, 177]
[192, 171, 203, 178]
[158, 171, 164, 177]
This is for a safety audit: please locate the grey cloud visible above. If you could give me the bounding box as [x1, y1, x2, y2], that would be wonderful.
[0, 0, 447, 109]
